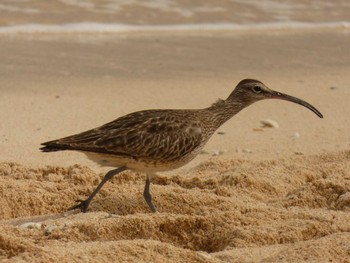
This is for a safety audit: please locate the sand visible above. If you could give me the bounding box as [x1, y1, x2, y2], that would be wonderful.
[0, 28, 350, 262]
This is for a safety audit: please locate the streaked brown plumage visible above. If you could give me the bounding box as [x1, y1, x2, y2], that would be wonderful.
[41, 79, 323, 213]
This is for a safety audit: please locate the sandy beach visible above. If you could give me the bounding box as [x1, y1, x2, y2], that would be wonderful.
[0, 1, 350, 262]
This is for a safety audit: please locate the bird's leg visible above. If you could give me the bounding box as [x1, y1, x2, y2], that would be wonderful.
[69, 166, 127, 213]
[143, 174, 157, 213]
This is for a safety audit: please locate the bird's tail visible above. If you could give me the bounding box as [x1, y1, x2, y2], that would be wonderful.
[40, 140, 67, 152]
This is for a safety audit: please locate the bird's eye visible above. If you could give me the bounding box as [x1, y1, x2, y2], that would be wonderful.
[252, 86, 262, 93]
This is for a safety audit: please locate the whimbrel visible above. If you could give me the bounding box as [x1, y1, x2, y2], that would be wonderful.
[41, 79, 323, 213]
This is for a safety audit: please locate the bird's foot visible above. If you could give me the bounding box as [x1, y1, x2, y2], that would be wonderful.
[68, 199, 90, 213]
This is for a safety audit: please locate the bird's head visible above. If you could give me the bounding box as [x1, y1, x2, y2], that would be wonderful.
[226, 79, 323, 118]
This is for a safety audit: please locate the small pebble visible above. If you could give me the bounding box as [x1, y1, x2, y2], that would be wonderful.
[212, 149, 226, 156]
[329, 86, 337, 90]
[293, 132, 300, 139]
[217, 131, 226, 135]
[212, 150, 220, 156]
[261, 119, 279, 128]
[19, 222, 42, 229]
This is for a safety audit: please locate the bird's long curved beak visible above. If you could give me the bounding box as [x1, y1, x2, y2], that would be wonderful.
[270, 91, 323, 118]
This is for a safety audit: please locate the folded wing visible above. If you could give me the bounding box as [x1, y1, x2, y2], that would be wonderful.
[40, 109, 203, 161]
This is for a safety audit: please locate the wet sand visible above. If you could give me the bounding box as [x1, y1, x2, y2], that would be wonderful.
[0, 28, 350, 262]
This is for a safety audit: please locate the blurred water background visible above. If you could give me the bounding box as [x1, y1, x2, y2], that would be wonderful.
[0, 0, 349, 33]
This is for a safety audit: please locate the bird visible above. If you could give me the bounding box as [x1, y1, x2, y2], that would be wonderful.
[40, 79, 323, 213]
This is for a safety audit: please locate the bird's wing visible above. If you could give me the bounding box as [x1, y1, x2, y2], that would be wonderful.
[41, 110, 204, 161]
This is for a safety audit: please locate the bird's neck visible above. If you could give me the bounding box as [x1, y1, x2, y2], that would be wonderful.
[204, 98, 249, 129]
